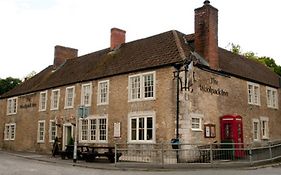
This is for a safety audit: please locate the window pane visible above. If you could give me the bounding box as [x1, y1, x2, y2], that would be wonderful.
[81, 120, 88, 141]
[131, 76, 140, 100]
[138, 118, 145, 140]
[99, 82, 108, 104]
[90, 119, 96, 141]
[147, 117, 153, 140]
[99, 118, 107, 141]
[131, 119, 137, 140]
[144, 74, 154, 98]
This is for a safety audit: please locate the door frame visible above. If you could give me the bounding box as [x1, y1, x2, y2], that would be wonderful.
[62, 123, 74, 150]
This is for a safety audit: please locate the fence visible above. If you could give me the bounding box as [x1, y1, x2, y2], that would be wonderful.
[114, 140, 281, 168]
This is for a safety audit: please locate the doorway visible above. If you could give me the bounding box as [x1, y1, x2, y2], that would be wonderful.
[63, 123, 73, 150]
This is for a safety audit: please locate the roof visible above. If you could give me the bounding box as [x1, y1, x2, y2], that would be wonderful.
[1, 30, 280, 99]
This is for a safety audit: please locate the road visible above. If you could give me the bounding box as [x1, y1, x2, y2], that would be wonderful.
[0, 151, 281, 175]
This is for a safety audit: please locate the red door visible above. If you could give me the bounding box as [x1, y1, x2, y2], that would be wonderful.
[220, 115, 244, 158]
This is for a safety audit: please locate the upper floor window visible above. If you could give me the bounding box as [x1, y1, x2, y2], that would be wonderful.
[39, 91, 48, 111]
[97, 80, 109, 105]
[247, 82, 260, 105]
[266, 87, 278, 109]
[128, 72, 155, 101]
[51, 89, 60, 110]
[7, 97, 17, 115]
[81, 83, 92, 107]
[4, 123, 16, 141]
[37, 120, 45, 143]
[65, 86, 75, 109]
[128, 111, 155, 143]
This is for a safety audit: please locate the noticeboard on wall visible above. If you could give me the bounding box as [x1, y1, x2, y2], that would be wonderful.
[204, 124, 216, 138]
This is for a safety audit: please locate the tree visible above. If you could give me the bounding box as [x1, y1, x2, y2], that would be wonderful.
[0, 77, 22, 95]
[24, 71, 36, 81]
[228, 43, 281, 76]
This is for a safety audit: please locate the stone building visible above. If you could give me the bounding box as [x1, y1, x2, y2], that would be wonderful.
[0, 1, 280, 153]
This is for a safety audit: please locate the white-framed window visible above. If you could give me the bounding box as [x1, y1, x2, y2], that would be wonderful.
[79, 116, 108, 143]
[260, 117, 269, 139]
[65, 86, 75, 109]
[7, 97, 18, 115]
[266, 87, 278, 109]
[81, 83, 92, 107]
[128, 72, 156, 101]
[128, 111, 155, 143]
[37, 120, 45, 143]
[51, 89, 60, 110]
[247, 82, 260, 105]
[97, 80, 109, 105]
[49, 120, 57, 142]
[39, 91, 48, 111]
[4, 123, 16, 141]
[190, 113, 203, 131]
[252, 119, 260, 141]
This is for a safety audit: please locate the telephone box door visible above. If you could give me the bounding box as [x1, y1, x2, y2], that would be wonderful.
[220, 115, 244, 158]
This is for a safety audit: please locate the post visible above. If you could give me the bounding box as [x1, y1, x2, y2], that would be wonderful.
[161, 143, 164, 168]
[210, 144, 213, 164]
[73, 110, 79, 163]
[114, 144, 117, 166]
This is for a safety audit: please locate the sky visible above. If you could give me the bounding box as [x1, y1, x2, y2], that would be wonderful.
[0, 0, 281, 79]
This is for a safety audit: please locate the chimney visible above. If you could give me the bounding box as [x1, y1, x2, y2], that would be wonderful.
[53, 45, 78, 69]
[110, 28, 126, 50]
[194, 0, 219, 69]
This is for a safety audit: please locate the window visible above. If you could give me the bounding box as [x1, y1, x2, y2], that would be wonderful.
[7, 97, 17, 115]
[51, 89, 60, 110]
[37, 120, 45, 143]
[98, 80, 109, 105]
[4, 123, 16, 141]
[252, 119, 260, 141]
[129, 72, 156, 101]
[190, 113, 203, 131]
[79, 116, 107, 143]
[247, 82, 260, 105]
[266, 87, 278, 109]
[81, 83, 92, 106]
[39, 91, 48, 111]
[65, 86, 75, 108]
[49, 120, 57, 142]
[128, 112, 155, 143]
[260, 117, 269, 139]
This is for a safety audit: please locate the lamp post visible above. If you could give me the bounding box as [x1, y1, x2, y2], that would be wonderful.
[73, 106, 89, 163]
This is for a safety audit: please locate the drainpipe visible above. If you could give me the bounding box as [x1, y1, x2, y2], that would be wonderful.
[174, 63, 182, 140]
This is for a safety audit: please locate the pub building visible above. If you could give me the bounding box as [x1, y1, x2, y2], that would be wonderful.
[0, 1, 280, 159]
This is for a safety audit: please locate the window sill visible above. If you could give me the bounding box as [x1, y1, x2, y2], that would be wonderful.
[191, 129, 203, 132]
[128, 98, 156, 103]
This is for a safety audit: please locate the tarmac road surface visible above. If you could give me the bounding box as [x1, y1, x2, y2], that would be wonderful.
[0, 151, 281, 175]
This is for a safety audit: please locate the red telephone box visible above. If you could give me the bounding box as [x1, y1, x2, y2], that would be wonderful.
[220, 115, 244, 158]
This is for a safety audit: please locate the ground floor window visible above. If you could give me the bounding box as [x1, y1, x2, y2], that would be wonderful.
[128, 111, 155, 143]
[252, 119, 260, 141]
[190, 113, 203, 131]
[260, 117, 269, 139]
[252, 117, 269, 141]
[4, 123, 16, 141]
[37, 120, 45, 143]
[79, 116, 108, 143]
[49, 120, 57, 142]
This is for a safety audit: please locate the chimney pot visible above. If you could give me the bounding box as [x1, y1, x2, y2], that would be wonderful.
[110, 28, 126, 50]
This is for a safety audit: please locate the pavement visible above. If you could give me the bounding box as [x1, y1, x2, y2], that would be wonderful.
[1, 150, 281, 171]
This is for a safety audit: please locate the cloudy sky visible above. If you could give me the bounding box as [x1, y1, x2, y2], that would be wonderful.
[1, 0, 280, 79]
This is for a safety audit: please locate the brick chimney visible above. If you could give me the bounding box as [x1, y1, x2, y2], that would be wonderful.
[53, 45, 78, 69]
[110, 28, 126, 50]
[194, 0, 219, 69]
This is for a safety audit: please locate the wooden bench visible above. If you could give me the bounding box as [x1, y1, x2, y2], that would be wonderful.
[82, 146, 122, 163]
